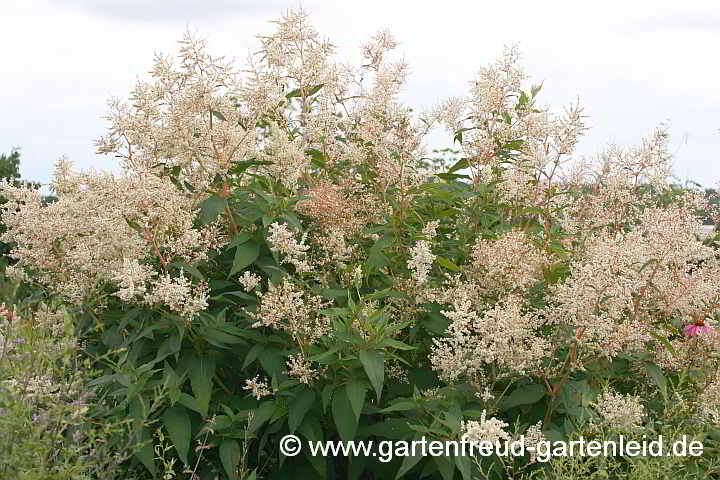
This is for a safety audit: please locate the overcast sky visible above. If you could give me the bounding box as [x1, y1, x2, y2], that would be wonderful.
[2, 0, 719, 186]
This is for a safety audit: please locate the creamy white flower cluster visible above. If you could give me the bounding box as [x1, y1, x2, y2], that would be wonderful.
[238, 271, 262, 292]
[431, 294, 549, 382]
[243, 375, 273, 400]
[592, 389, 646, 431]
[548, 202, 720, 363]
[461, 410, 511, 445]
[432, 45, 587, 206]
[470, 230, 548, 294]
[95, 9, 427, 199]
[112, 261, 209, 320]
[0, 160, 219, 319]
[248, 279, 331, 345]
[407, 221, 441, 285]
[286, 353, 324, 385]
[267, 222, 314, 274]
[698, 378, 720, 424]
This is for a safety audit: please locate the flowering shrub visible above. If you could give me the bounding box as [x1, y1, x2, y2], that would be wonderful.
[3, 9, 720, 480]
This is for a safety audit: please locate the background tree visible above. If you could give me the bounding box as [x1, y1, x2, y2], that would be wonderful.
[0, 149, 21, 183]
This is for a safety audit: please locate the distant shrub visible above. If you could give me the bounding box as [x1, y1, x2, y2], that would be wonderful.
[0, 279, 132, 479]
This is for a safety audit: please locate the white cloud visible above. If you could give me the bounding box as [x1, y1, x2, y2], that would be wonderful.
[51, 0, 300, 21]
[2, 0, 719, 185]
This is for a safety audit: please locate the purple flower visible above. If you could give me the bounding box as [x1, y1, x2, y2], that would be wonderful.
[684, 323, 714, 337]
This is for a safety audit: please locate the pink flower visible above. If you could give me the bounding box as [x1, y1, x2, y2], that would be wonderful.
[684, 323, 715, 337]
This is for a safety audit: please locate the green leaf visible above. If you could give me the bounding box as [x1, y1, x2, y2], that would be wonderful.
[244, 470, 258, 480]
[443, 403, 462, 433]
[129, 396, 147, 432]
[435, 256, 460, 272]
[346, 380, 367, 420]
[200, 326, 245, 348]
[162, 406, 191, 465]
[211, 109, 227, 121]
[286, 84, 324, 99]
[358, 350, 384, 401]
[314, 288, 350, 299]
[515, 91, 529, 110]
[299, 415, 324, 442]
[177, 393, 204, 415]
[421, 313, 451, 335]
[381, 339, 416, 351]
[321, 384, 334, 413]
[365, 236, 391, 271]
[262, 214, 274, 229]
[199, 195, 228, 225]
[248, 401, 277, 433]
[212, 415, 233, 431]
[306, 148, 328, 168]
[227, 232, 252, 249]
[531, 83, 543, 98]
[219, 439, 241, 480]
[229, 241, 260, 277]
[124, 216, 143, 232]
[454, 453, 472, 480]
[189, 356, 215, 416]
[645, 362, 668, 399]
[256, 256, 286, 283]
[163, 363, 182, 404]
[258, 347, 285, 379]
[436, 172, 470, 181]
[434, 454, 455, 480]
[448, 158, 469, 173]
[170, 260, 204, 281]
[358, 418, 413, 440]
[453, 129, 463, 144]
[332, 386, 358, 441]
[134, 426, 156, 476]
[395, 449, 422, 479]
[379, 401, 416, 413]
[243, 344, 263, 369]
[500, 384, 546, 409]
[289, 390, 316, 433]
